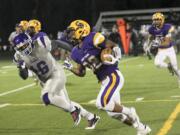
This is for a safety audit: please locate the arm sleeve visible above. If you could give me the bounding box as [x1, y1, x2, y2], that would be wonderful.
[71, 50, 80, 64]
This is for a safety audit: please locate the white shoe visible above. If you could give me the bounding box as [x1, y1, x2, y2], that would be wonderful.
[137, 124, 151, 135]
[85, 114, 100, 130]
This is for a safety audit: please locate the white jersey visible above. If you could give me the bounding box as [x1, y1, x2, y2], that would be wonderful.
[9, 31, 19, 45]
[14, 32, 63, 82]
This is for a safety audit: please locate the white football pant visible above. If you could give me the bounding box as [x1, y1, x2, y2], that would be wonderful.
[154, 46, 178, 70]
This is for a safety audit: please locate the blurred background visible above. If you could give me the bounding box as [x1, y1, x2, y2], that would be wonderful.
[0, 0, 180, 60]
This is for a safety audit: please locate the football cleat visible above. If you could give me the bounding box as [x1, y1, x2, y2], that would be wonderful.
[168, 63, 180, 79]
[147, 51, 152, 60]
[172, 68, 180, 78]
[137, 124, 151, 135]
[85, 114, 100, 130]
[71, 106, 81, 126]
[167, 63, 175, 76]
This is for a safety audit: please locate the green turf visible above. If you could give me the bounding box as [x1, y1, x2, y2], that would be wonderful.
[0, 56, 180, 135]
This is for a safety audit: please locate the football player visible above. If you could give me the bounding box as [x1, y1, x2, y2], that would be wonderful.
[147, 12, 180, 87]
[63, 20, 151, 135]
[8, 20, 28, 45]
[27, 19, 41, 37]
[19, 20, 29, 33]
[13, 32, 100, 129]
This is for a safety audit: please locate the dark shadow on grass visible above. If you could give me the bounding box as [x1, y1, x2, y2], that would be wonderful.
[66, 82, 75, 86]
[0, 126, 126, 135]
[0, 127, 74, 134]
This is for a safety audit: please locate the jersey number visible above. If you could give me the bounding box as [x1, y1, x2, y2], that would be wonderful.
[30, 61, 49, 75]
[83, 55, 102, 72]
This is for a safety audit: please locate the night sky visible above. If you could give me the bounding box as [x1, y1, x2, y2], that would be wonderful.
[0, 0, 179, 44]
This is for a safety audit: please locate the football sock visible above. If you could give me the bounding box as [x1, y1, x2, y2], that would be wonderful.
[107, 111, 127, 122]
[121, 106, 132, 116]
[71, 101, 94, 120]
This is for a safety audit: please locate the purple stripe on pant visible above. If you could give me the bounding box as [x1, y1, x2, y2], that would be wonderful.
[101, 75, 112, 107]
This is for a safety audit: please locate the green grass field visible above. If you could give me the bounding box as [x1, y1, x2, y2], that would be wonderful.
[0, 56, 180, 135]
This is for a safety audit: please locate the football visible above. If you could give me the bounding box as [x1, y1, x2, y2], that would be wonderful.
[100, 48, 114, 62]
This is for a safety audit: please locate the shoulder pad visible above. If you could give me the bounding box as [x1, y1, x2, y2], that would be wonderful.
[32, 32, 47, 41]
[168, 26, 175, 33]
[93, 32, 105, 47]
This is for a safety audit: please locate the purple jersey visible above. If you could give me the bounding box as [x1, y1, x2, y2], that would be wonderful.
[71, 32, 118, 81]
[148, 23, 175, 48]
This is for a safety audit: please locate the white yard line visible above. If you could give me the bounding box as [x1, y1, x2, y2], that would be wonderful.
[171, 95, 180, 98]
[0, 71, 7, 74]
[0, 103, 10, 108]
[0, 69, 16, 74]
[88, 99, 96, 104]
[85, 98, 180, 105]
[12, 103, 43, 106]
[120, 57, 140, 63]
[135, 97, 144, 102]
[0, 73, 73, 97]
[1, 65, 16, 72]
[0, 99, 179, 109]
[1, 65, 16, 69]
[0, 57, 139, 97]
[137, 64, 144, 68]
[0, 83, 36, 97]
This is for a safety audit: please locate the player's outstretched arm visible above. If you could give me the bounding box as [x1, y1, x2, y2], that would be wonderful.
[144, 35, 154, 60]
[18, 66, 28, 80]
[15, 60, 28, 80]
[63, 60, 86, 77]
[13, 53, 28, 80]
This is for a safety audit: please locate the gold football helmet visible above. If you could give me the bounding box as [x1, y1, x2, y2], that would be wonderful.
[67, 20, 90, 40]
[152, 12, 165, 27]
[28, 19, 41, 33]
[19, 20, 29, 31]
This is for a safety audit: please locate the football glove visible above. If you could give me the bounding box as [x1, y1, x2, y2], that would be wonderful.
[103, 46, 121, 65]
[151, 39, 160, 47]
[17, 60, 26, 69]
[113, 46, 121, 60]
[103, 54, 119, 65]
[63, 59, 73, 70]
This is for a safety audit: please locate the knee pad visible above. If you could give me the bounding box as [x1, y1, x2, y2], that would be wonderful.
[42, 93, 50, 105]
